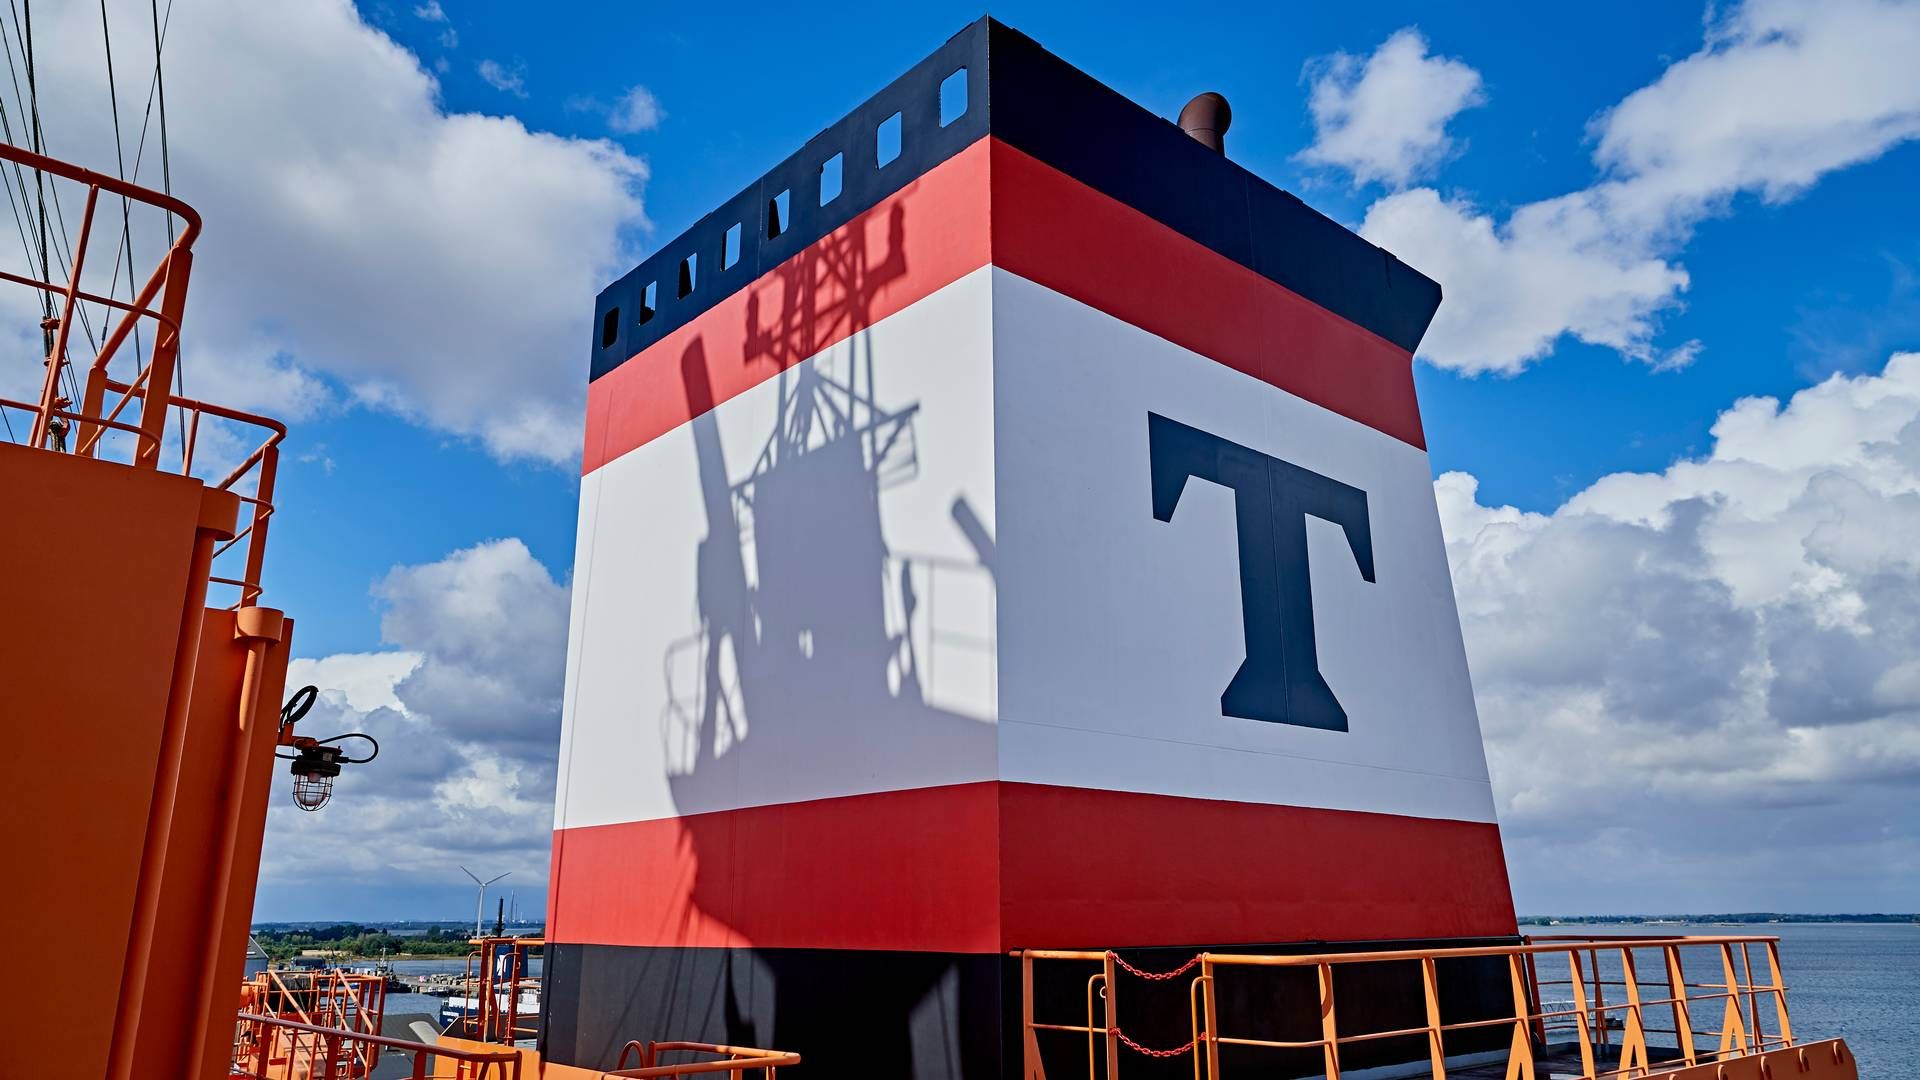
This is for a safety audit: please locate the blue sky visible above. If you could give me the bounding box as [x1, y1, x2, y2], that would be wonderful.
[22, 0, 1918, 921]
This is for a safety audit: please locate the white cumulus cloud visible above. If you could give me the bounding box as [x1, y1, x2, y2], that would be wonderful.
[476, 58, 526, 98]
[260, 538, 568, 892]
[1346, 0, 1920, 375]
[1297, 28, 1485, 188]
[1361, 188, 1693, 374]
[1594, 0, 1920, 229]
[609, 84, 665, 134]
[1444, 352, 1920, 912]
[17, 0, 648, 463]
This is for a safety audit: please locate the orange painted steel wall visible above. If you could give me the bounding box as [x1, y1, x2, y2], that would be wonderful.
[0, 442, 288, 1080]
[2, 441, 220, 1079]
[136, 608, 293, 1079]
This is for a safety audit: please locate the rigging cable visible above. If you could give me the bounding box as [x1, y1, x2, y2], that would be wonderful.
[150, 0, 170, 235]
[0, 5, 58, 408]
[22, 0, 47, 359]
[149, 0, 184, 455]
[100, 0, 180, 374]
[0, 1, 179, 453]
[99, 0, 177, 461]
[90, 0, 180, 459]
[100, 0, 147, 386]
[19, 3, 109, 363]
[18, 0, 84, 424]
[4, 2, 92, 420]
[0, 101, 42, 292]
[0, 13, 46, 276]
[0, 83, 44, 444]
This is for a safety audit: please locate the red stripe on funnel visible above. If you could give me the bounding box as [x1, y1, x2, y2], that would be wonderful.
[989, 140, 1426, 450]
[546, 783, 1513, 952]
[548, 782, 1003, 953]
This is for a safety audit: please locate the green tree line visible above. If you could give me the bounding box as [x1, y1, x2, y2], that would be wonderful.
[252, 924, 478, 962]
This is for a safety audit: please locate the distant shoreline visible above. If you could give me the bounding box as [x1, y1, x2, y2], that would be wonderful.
[1517, 913, 1917, 925]
[248, 923, 545, 965]
[326, 952, 475, 961]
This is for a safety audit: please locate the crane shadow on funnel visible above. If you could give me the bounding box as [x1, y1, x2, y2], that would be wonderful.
[600, 202, 1003, 1078]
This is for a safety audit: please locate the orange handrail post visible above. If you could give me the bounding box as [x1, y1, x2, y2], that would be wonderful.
[75, 254, 177, 456]
[1522, 948, 1547, 1048]
[1022, 951, 1044, 1080]
[1318, 961, 1342, 1080]
[1716, 942, 1750, 1057]
[1590, 944, 1608, 1053]
[1419, 955, 1445, 1080]
[238, 445, 278, 605]
[135, 248, 193, 469]
[1200, 956, 1220, 1080]
[29, 184, 100, 448]
[1102, 952, 1120, 1080]
[1663, 943, 1697, 1066]
[1765, 940, 1793, 1046]
[1502, 953, 1533, 1080]
[1739, 941, 1765, 1051]
[1617, 947, 1648, 1076]
[1566, 950, 1596, 1079]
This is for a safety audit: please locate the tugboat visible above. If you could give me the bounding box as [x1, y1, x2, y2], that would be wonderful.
[0, 14, 1861, 1080]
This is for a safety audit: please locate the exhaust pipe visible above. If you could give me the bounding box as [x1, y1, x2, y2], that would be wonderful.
[1178, 92, 1232, 154]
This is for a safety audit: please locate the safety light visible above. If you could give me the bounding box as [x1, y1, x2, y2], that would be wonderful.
[289, 743, 346, 811]
[276, 685, 379, 812]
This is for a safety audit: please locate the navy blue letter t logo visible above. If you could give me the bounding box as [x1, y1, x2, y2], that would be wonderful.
[1147, 412, 1374, 732]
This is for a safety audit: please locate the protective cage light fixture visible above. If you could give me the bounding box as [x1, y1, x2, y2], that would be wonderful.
[276, 685, 379, 811]
[290, 743, 346, 811]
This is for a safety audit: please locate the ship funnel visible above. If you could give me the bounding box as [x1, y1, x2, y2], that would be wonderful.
[558, 20, 1487, 1079]
[1178, 91, 1231, 153]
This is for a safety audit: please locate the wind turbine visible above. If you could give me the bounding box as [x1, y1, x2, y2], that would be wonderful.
[461, 866, 510, 937]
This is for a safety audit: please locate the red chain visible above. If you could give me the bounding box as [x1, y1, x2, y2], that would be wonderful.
[1100, 952, 1203, 1058]
[1110, 1027, 1196, 1058]
[1107, 950, 1203, 981]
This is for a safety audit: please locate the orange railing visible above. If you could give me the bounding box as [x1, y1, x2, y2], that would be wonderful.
[231, 1011, 522, 1080]
[607, 1040, 801, 1078]
[240, 969, 389, 1076]
[447, 937, 545, 1046]
[249, 969, 388, 1030]
[0, 139, 283, 609]
[1018, 935, 1851, 1079]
